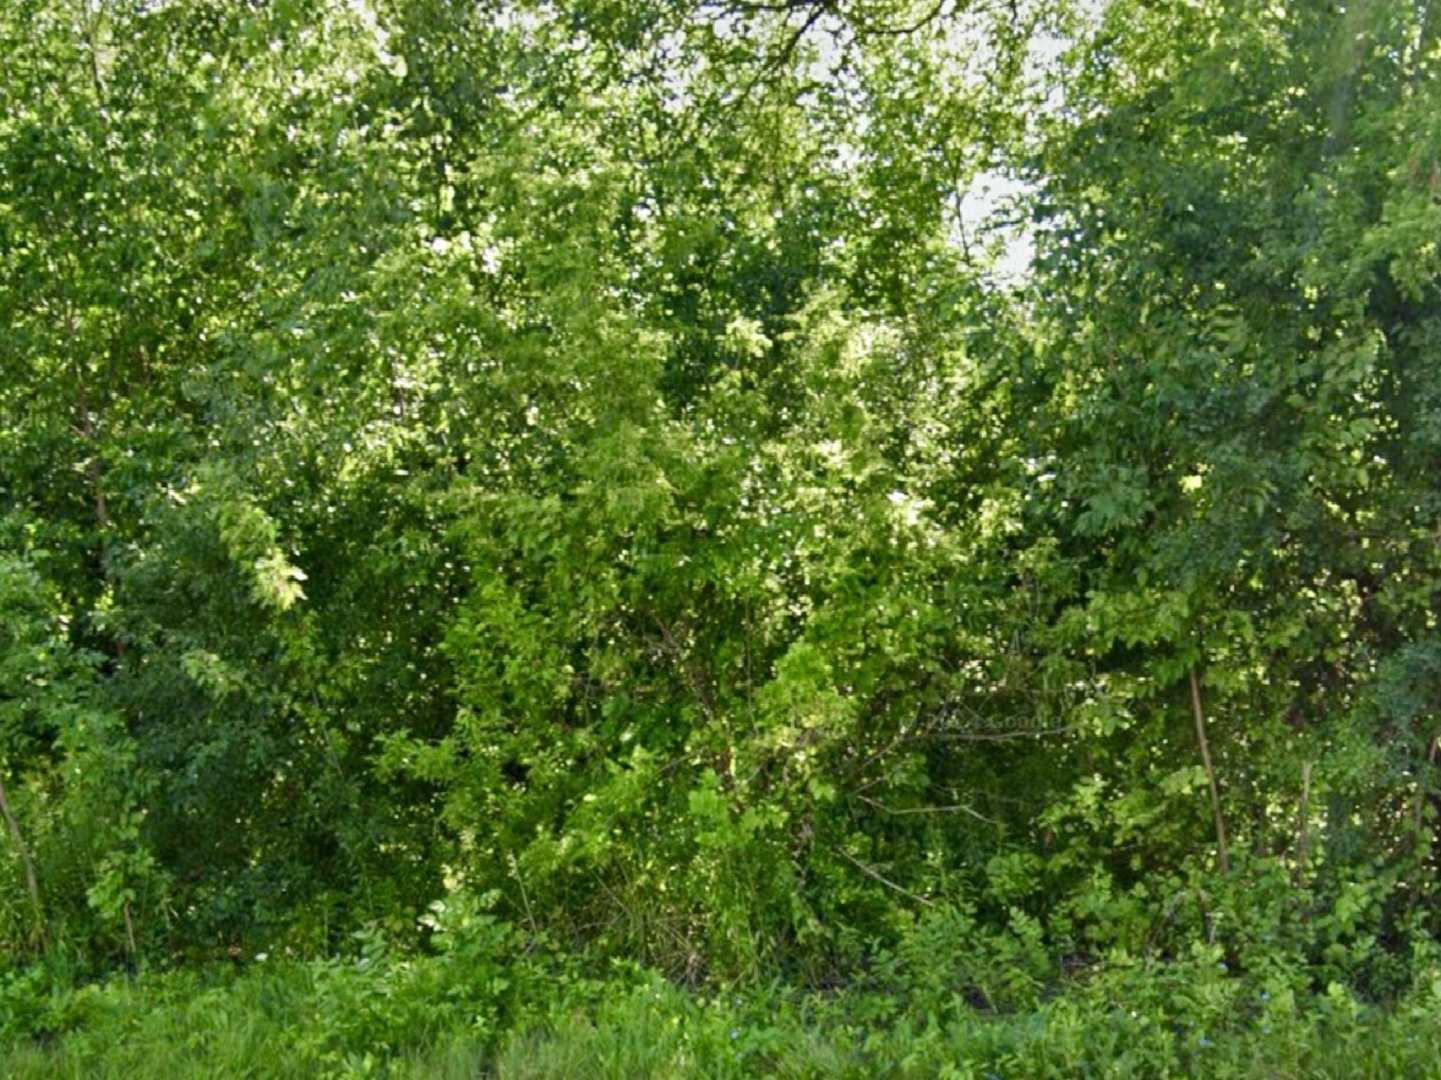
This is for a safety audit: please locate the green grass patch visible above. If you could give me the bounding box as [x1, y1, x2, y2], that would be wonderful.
[7, 952, 1441, 1079]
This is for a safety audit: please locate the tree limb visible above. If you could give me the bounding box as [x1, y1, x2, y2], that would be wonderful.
[1190, 668, 1230, 874]
[0, 769, 46, 949]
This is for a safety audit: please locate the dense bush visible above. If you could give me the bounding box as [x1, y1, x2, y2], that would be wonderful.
[3, 0, 1440, 1066]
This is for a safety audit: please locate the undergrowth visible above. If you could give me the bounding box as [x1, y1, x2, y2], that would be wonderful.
[6, 895, 1441, 1079]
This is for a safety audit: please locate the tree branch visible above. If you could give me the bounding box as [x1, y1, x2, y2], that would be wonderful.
[833, 845, 934, 907]
[0, 769, 46, 949]
[1190, 668, 1230, 874]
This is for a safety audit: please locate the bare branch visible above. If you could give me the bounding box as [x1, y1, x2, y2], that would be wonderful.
[1190, 668, 1230, 874]
[833, 846, 935, 907]
[0, 769, 46, 949]
[855, 791, 999, 824]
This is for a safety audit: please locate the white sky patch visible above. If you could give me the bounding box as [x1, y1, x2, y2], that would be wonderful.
[346, 0, 405, 76]
[956, 170, 1036, 285]
[945, 6, 1099, 287]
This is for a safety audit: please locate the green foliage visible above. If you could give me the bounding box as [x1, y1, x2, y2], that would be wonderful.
[0, 548, 155, 958]
[8, 948, 1441, 1078]
[2, 2, 1441, 1069]
[292, 892, 539, 1070]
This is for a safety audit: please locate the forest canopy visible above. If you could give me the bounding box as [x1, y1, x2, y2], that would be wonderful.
[2, 0, 1441, 1013]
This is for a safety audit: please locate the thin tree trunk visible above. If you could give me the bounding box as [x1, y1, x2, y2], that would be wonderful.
[0, 769, 46, 948]
[123, 899, 137, 958]
[1296, 760, 1312, 884]
[75, 368, 111, 532]
[1190, 668, 1230, 874]
[75, 357, 125, 663]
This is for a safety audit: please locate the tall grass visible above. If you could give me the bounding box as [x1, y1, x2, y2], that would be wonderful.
[7, 954, 1441, 1079]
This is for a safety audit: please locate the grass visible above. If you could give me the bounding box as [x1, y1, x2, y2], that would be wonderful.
[6, 954, 1441, 1079]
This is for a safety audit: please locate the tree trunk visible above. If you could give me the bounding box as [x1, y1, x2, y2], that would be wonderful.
[1190, 668, 1230, 874]
[0, 768, 46, 948]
